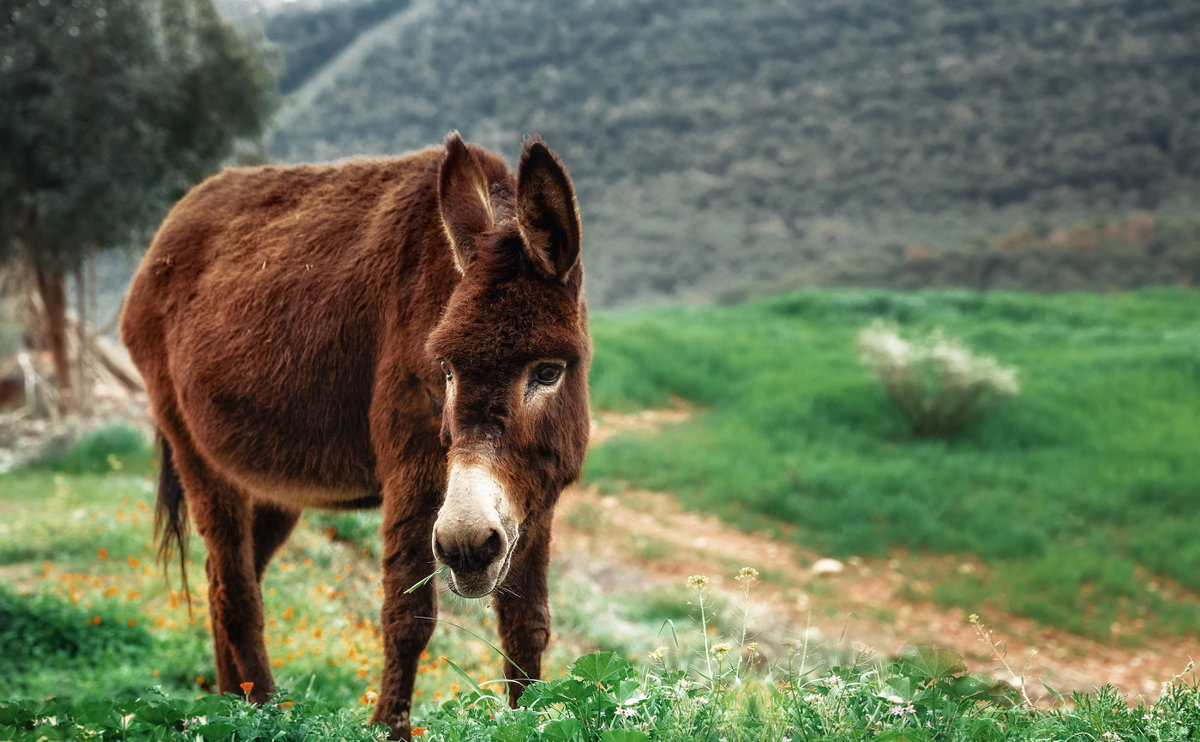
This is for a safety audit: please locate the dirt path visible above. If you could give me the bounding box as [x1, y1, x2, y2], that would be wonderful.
[555, 408, 1198, 704]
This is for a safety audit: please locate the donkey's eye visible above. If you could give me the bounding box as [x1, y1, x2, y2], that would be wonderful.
[439, 360, 452, 381]
[533, 363, 564, 386]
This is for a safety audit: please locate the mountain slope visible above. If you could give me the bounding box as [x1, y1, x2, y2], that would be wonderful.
[265, 0, 1200, 305]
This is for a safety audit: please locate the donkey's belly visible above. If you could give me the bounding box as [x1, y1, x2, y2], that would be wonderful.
[224, 467, 383, 511]
[170, 315, 385, 508]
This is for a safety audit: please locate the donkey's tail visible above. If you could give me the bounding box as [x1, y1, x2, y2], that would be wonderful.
[154, 434, 191, 609]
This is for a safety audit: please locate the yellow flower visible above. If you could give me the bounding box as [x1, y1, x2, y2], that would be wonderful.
[736, 567, 759, 583]
[687, 575, 709, 591]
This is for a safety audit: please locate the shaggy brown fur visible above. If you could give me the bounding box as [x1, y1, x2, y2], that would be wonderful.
[120, 133, 590, 740]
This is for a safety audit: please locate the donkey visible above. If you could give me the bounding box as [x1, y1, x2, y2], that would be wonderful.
[120, 133, 590, 739]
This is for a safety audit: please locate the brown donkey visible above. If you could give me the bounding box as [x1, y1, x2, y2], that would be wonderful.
[120, 133, 590, 739]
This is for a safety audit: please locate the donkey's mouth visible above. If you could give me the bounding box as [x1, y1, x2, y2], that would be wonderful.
[444, 545, 516, 598]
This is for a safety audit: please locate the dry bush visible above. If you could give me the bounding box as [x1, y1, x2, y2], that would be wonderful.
[858, 322, 1019, 437]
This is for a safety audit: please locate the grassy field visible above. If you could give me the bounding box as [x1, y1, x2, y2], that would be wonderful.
[2, 443, 1198, 741]
[2, 287, 1199, 739]
[586, 288, 1200, 641]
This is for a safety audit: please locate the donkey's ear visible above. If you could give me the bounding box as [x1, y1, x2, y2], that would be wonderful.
[439, 132, 494, 273]
[517, 138, 581, 283]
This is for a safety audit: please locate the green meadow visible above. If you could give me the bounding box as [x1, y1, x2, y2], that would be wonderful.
[586, 288, 1200, 640]
[2, 287, 1199, 740]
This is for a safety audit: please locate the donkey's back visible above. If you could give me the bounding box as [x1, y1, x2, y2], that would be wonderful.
[123, 146, 500, 509]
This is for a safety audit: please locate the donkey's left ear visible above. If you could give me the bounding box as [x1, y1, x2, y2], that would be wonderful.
[517, 138, 581, 284]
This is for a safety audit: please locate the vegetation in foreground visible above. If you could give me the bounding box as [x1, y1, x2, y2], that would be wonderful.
[2, 555, 1199, 742]
[586, 288, 1200, 640]
[3, 648, 1199, 741]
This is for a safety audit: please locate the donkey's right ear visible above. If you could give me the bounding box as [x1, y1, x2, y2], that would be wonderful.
[438, 132, 494, 273]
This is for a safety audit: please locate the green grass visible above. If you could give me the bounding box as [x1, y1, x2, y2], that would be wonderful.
[2, 315, 1200, 739]
[585, 288, 1200, 640]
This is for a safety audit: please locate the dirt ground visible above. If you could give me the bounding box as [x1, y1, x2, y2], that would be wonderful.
[555, 408, 1198, 705]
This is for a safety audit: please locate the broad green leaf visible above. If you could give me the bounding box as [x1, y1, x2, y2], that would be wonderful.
[0, 702, 36, 726]
[491, 723, 537, 742]
[69, 699, 116, 725]
[952, 675, 1018, 705]
[541, 718, 583, 741]
[523, 678, 589, 707]
[136, 700, 187, 726]
[899, 644, 967, 680]
[571, 651, 629, 685]
[880, 677, 914, 703]
[198, 720, 236, 740]
[615, 680, 647, 705]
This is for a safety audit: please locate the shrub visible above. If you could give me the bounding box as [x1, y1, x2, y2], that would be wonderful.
[858, 322, 1019, 437]
[35, 423, 150, 473]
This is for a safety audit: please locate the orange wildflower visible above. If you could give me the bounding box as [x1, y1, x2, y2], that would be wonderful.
[92, 615, 102, 625]
[240, 681, 254, 694]
[411, 728, 427, 738]
[196, 675, 205, 685]
[359, 690, 378, 705]
[97, 547, 109, 560]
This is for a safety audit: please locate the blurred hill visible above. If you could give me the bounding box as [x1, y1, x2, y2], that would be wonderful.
[258, 0, 1200, 306]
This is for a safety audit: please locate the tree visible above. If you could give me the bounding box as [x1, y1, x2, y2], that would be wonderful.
[0, 0, 277, 412]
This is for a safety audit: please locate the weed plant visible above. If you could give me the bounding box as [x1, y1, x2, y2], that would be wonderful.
[857, 322, 1018, 436]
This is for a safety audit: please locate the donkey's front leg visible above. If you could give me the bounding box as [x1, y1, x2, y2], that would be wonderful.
[494, 515, 553, 707]
[372, 497, 439, 740]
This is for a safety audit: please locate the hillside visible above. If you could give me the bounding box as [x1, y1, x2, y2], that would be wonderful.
[260, 0, 1200, 306]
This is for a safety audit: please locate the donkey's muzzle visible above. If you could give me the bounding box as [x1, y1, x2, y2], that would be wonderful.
[432, 461, 518, 598]
[433, 524, 514, 598]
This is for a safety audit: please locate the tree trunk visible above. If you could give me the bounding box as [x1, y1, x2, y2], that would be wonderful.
[34, 264, 71, 415]
[75, 258, 92, 410]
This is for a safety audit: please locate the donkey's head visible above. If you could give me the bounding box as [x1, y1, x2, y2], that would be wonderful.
[425, 133, 590, 598]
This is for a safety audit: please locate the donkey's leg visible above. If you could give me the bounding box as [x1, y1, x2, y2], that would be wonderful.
[251, 502, 301, 582]
[494, 515, 553, 707]
[372, 489, 440, 740]
[172, 454, 274, 704]
[205, 501, 298, 697]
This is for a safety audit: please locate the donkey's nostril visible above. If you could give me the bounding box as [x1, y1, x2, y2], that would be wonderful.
[432, 536, 450, 564]
[434, 528, 505, 575]
[482, 529, 502, 563]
